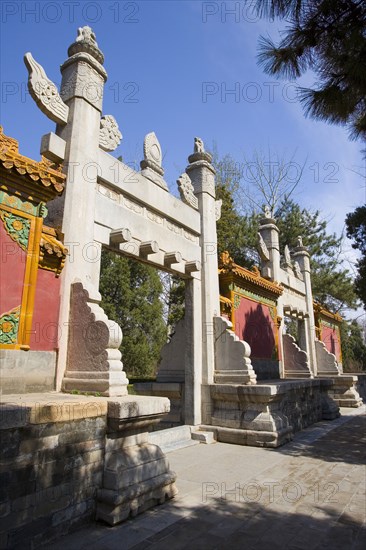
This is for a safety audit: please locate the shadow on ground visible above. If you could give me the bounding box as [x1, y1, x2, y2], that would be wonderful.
[88, 496, 366, 550]
[276, 415, 366, 465]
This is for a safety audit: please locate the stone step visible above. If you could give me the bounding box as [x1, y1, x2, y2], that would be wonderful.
[191, 430, 216, 444]
[148, 425, 200, 454]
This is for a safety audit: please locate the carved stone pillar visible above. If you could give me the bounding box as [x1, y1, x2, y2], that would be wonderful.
[293, 239, 317, 375]
[185, 140, 220, 389]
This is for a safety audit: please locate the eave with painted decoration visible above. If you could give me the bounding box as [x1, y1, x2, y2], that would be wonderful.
[219, 251, 283, 301]
[0, 126, 65, 204]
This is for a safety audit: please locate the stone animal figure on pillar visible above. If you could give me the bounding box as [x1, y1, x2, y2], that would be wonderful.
[194, 137, 204, 153]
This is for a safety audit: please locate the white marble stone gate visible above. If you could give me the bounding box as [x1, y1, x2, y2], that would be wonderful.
[24, 26, 250, 426]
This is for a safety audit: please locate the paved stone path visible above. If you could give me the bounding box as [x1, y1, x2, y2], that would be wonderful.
[49, 407, 366, 550]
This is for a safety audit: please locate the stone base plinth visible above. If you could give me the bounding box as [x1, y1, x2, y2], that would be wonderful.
[97, 450, 177, 525]
[96, 396, 178, 525]
[320, 375, 363, 408]
[62, 370, 129, 397]
[0, 392, 177, 546]
[202, 379, 339, 448]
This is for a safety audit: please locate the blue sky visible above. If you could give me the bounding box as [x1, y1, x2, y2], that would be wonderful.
[1, 1, 365, 313]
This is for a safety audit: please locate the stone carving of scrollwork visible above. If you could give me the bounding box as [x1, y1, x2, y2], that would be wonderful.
[177, 173, 198, 209]
[257, 232, 270, 262]
[283, 245, 293, 268]
[24, 53, 69, 125]
[99, 115, 122, 152]
[215, 199, 222, 221]
[293, 261, 303, 280]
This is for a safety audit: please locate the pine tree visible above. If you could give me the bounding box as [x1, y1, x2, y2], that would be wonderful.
[99, 250, 167, 379]
[341, 319, 366, 372]
[212, 151, 356, 313]
[252, 0, 366, 141]
[275, 199, 358, 313]
[346, 205, 366, 308]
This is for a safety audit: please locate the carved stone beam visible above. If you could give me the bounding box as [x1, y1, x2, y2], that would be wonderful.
[140, 241, 159, 257]
[164, 252, 182, 268]
[24, 53, 69, 125]
[185, 260, 201, 275]
[110, 228, 132, 244]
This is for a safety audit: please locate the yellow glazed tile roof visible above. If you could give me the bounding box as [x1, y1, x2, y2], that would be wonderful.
[0, 126, 65, 197]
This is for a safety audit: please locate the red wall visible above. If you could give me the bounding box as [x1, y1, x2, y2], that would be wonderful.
[30, 269, 61, 351]
[235, 296, 276, 359]
[0, 222, 27, 313]
[321, 324, 342, 363]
